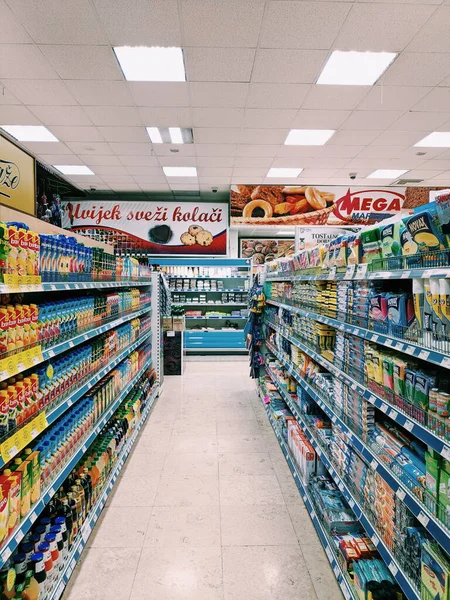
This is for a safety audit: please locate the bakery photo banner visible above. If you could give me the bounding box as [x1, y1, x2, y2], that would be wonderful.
[230, 185, 429, 227]
[240, 239, 295, 264]
[61, 200, 228, 255]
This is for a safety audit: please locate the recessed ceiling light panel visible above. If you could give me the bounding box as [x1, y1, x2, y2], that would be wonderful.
[415, 132, 450, 147]
[367, 169, 408, 179]
[284, 129, 335, 146]
[146, 127, 193, 144]
[54, 165, 95, 175]
[267, 167, 303, 178]
[317, 51, 397, 86]
[163, 167, 197, 177]
[114, 46, 186, 81]
[1, 125, 58, 142]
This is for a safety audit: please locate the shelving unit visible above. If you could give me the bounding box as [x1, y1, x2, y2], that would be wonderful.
[149, 258, 250, 354]
[258, 253, 450, 600]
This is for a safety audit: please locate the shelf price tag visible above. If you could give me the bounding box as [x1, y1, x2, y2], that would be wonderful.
[388, 562, 398, 577]
[355, 264, 368, 280]
[0, 432, 20, 463]
[325, 546, 333, 563]
[441, 446, 450, 461]
[417, 511, 430, 527]
[404, 420, 414, 433]
[328, 267, 337, 280]
[396, 488, 406, 501]
[419, 350, 430, 361]
[441, 356, 450, 369]
[389, 409, 398, 420]
[344, 265, 356, 280]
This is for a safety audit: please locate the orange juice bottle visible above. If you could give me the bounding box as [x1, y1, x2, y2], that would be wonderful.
[6, 305, 16, 352]
[14, 305, 24, 350]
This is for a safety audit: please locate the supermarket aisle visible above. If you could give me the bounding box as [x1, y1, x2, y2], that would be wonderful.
[63, 361, 342, 600]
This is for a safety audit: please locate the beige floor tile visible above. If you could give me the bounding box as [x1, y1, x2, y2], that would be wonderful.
[130, 546, 223, 600]
[123, 451, 167, 478]
[163, 452, 218, 477]
[219, 474, 285, 506]
[89, 506, 150, 548]
[218, 434, 268, 453]
[63, 547, 141, 600]
[144, 506, 221, 547]
[169, 434, 218, 454]
[218, 452, 274, 477]
[223, 545, 318, 600]
[131, 434, 172, 454]
[221, 505, 298, 546]
[217, 419, 261, 435]
[154, 474, 220, 507]
[106, 475, 159, 507]
[172, 418, 217, 436]
[216, 406, 256, 421]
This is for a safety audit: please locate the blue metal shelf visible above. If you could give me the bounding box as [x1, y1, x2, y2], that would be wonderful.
[185, 315, 247, 319]
[0, 363, 158, 567]
[264, 354, 450, 555]
[266, 266, 450, 282]
[0, 280, 152, 294]
[267, 298, 450, 370]
[266, 319, 450, 459]
[170, 288, 247, 292]
[179, 302, 247, 306]
[51, 385, 158, 600]
[261, 376, 420, 600]
[166, 275, 248, 279]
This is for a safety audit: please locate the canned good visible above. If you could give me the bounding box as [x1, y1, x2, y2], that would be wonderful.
[437, 391, 450, 417]
[429, 388, 439, 412]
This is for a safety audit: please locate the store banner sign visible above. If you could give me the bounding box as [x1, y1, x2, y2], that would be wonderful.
[0, 135, 35, 216]
[62, 200, 228, 255]
[231, 185, 412, 227]
[240, 238, 295, 264]
[296, 226, 362, 251]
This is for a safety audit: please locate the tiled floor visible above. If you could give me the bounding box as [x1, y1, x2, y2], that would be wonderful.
[63, 360, 343, 600]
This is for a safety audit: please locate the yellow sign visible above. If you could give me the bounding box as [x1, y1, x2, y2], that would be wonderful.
[0, 135, 35, 216]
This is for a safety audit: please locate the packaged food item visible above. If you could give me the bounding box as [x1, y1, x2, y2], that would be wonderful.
[385, 292, 414, 332]
[430, 278, 443, 337]
[412, 279, 424, 329]
[360, 229, 382, 265]
[393, 357, 407, 397]
[380, 221, 402, 262]
[0, 470, 21, 534]
[400, 223, 420, 267]
[435, 190, 450, 248]
[404, 206, 446, 254]
[423, 279, 433, 333]
[440, 279, 450, 341]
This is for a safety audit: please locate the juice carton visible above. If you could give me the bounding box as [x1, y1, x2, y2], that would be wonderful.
[0, 480, 8, 545]
[14, 305, 24, 349]
[0, 307, 8, 355]
[22, 450, 40, 505]
[7, 384, 18, 432]
[0, 387, 8, 439]
[0, 469, 21, 534]
[17, 228, 28, 277]
[22, 305, 31, 348]
[0, 223, 9, 283]
[6, 226, 19, 276]
[6, 306, 16, 353]
[12, 460, 31, 517]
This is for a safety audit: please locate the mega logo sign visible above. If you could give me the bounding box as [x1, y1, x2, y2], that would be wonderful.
[62, 200, 228, 255]
[333, 188, 405, 223]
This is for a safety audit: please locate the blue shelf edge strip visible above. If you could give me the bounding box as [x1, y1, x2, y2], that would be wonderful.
[0, 280, 152, 294]
[0, 359, 157, 567]
[50, 385, 159, 600]
[266, 319, 450, 460]
[260, 375, 420, 600]
[266, 298, 450, 371]
[265, 267, 450, 282]
[264, 354, 450, 556]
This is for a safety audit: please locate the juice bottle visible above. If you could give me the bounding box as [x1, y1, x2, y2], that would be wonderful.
[21, 570, 40, 600]
[30, 551, 48, 599]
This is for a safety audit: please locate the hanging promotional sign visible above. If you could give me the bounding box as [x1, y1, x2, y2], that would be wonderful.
[61, 200, 228, 255]
[296, 226, 362, 251]
[231, 184, 415, 227]
[0, 136, 35, 216]
[239, 238, 295, 264]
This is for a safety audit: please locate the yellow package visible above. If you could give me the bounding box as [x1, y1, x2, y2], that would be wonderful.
[0, 470, 21, 534]
[12, 460, 30, 518]
[22, 450, 40, 505]
[0, 481, 8, 544]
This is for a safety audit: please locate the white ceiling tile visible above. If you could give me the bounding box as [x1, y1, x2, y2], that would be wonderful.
[189, 83, 249, 108]
[159, 157, 197, 167]
[329, 130, 382, 145]
[432, 149, 450, 160]
[50, 126, 104, 142]
[0, 85, 20, 105]
[419, 159, 450, 170]
[271, 157, 307, 168]
[0, 45, 56, 79]
[246, 83, 310, 109]
[109, 142, 153, 156]
[92, 0, 181, 45]
[428, 176, 450, 184]
[194, 128, 241, 144]
[381, 53, 450, 86]
[234, 157, 273, 168]
[105, 183, 141, 191]
[357, 145, 406, 158]
[389, 111, 450, 130]
[117, 155, 160, 167]
[38, 153, 79, 164]
[372, 130, 426, 146]
[3, 80, 75, 105]
[305, 157, 350, 168]
[197, 167, 233, 177]
[252, 49, 327, 83]
[237, 145, 279, 157]
[8, 0, 106, 44]
[292, 110, 350, 129]
[92, 165, 129, 176]
[165, 177, 198, 185]
[140, 184, 171, 192]
[196, 156, 234, 167]
[0, 105, 41, 125]
[79, 155, 122, 166]
[358, 86, 431, 111]
[233, 167, 268, 178]
[342, 110, 403, 130]
[152, 145, 196, 156]
[394, 147, 444, 161]
[132, 174, 168, 183]
[100, 175, 135, 183]
[315, 145, 365, 157]
[21, 141, 73, 154]
[334, 4, 436, 51]
[125, 165, 163, 175]
[40, 45, 121, 80]
[192, 108, 243, 128]
[66, 141, 113, 154]
[30, 105, 92, 126]
[239, 129, 288, 145]
[242, 109, 296, 129]
[302, 86, 369, 110]
[169, 184, 199, 191]
[275, 146, 322, 158]
[65, 81, 133, 106]
[405, 169, 444, 179]
[407, 7, 450, 52]
[68, 175, 104, 184]
[345, 158, 391, 169]
[98, 127, 148, 143]
[412, 88, 450, 112]
[195, 144, 237, 156]
[129, 83, 189, 107]
[300, 168, 339, 178]
[0, 1, 32, 43]
[198, 177, 231, 184]
[83, 106, 141, 127]
[261, 2, 350, 49]
[185, 48, 255, 82]
[138, 107, 192, 127]
[182, 0, 264, 47]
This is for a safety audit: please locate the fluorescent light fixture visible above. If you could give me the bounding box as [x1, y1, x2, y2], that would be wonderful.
[1, 125, 58, 142]
[367, 169, 408, 179]
[285, 129, 335, 146]
[317, 51, 397, 85]
[169, 127, 183, 144]
[415, 132, 450, 147]
[146, 127, 163, 144]
[113, 46, 186, 81]
[267, 168, 303, 178]
[54, 165, 95, 175]
[163, 167, 197, 177]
